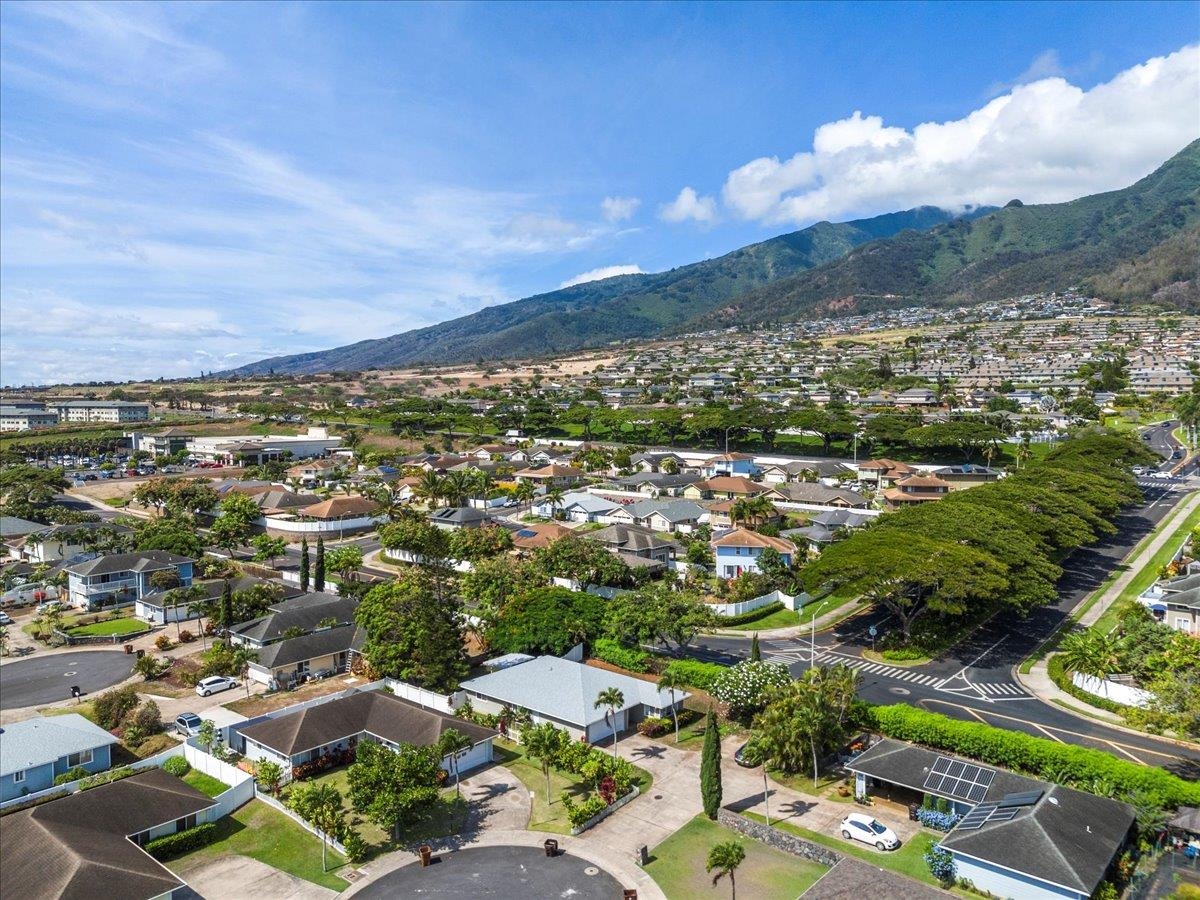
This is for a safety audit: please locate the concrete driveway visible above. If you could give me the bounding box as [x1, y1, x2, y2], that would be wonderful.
[173, 856, 338, 900]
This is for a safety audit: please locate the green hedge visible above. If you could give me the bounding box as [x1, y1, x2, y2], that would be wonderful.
[716, 601, 785, 627]
[662, 658, 727, 692]
[161, 756, 192, 777]
[146, 822, 219, 859]
[869, 705, 1200, 808]
[1046, 655, 1126, 715]
[79, 767, 137, 791]
[591, 638, 649, 673]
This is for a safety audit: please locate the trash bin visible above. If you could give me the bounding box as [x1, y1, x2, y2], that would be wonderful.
[124, 644, 134, 654]
[136, 648, 145, 659]
[908, 803, 920, 822]
[544, 839, 559, 857]
[623, 891, 638, 900]
[419, 845, 433, 867]
[70, 685, 81, 699]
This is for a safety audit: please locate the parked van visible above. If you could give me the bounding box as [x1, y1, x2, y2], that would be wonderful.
[1, 583, 61, 607]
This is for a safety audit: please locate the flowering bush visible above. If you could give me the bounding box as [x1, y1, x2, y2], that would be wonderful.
[155, 635, 173, 651]
[637, 716, 671, 738]
[711, 660, 791, 721]
[916, 808, 961, 831]
[924, 844, 956, 885]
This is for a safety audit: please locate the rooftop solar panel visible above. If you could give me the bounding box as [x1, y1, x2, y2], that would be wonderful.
[988, 808, 1020, 823]
[997, 790, 1043, 809]
[946, 760, 966, 779]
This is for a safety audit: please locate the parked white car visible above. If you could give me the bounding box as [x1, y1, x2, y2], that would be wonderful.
[2, 583, 60, 607]
[840, 813, 900, 850]
[195, 675, 238, 697]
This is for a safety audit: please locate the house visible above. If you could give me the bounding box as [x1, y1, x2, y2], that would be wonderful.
[228, 592, 357, 649]
[711, 528, 797, 579]
[856, 458, 918, 488]
[16, 521, 132, 564]
[427, 506, 493, 530]
[245, 625, 364, 688]
[582, 523, 680, 564]
[511, 521, 574, 551]
[0, 714, 118, 801]
[270, 496, 383, 539]
[138, 575, 300, 626]
[881, 474, 952, 509]
[706, 499, 785, 530]
[538, 491, 621, 523]
[931, 464, 1002, 490]
[238, 690, 495, 777]
[513, 463, 586, 488]
[785, 508, 875, 551]
[1139, 572, 1200, 634]
[286, 458, 341, 484]
[894, 387, 938, 407]
[703, 452, 760, 478]
[625, 498, 707, 533]
[65, 551, 194, 611]
[460, 656, 688, 743]
[683, 475, 768, 501]
[469, 443, 524, 461]
[3, 767, 218, 900]
[848, 739, 1134, 900]
[614, 472, 702, 497]
[764, 482, 869, 509]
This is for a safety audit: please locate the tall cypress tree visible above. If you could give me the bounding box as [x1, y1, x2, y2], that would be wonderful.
[749, 632, 761, 662]
[315, 536, 326, 592]
[299, 537, 311, 592]
[220, 579, 233, 633]
[700, 707, 723, 820]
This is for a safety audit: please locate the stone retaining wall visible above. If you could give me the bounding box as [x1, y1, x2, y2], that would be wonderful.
[717, 808, 843, 868]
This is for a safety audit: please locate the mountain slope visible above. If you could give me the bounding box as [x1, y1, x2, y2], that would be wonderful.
[686, 140, 1200, 329]
[231, 206, 973, 375]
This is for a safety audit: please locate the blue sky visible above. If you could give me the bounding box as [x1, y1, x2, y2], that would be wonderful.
[2, 1, 1197, 385]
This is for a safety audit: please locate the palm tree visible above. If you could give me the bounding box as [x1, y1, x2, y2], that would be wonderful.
[657, 671, 686, 743]
[523, 722, 567, 805]
[594, 688, 625, 756]
[515, 481, 536, 519]
[168, 585, 207, 642]
[706, 841, 746, 900]
[437, 729, 474, 797]
[729, 498, 751, 527]
[442, 470, 475, 508]
[544, 487, 565, 520]
[415, 470, 444, 508]
[1057, 629, 1122, 681]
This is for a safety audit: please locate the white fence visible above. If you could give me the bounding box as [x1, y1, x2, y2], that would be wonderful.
[708, 589, 798, 618]
[181, 744, 256, 818]
[550, 577, 628, 599]
[263, 514, 385, 535]
[385, 678, 464, 711]
[0, 744, 185, 811]
[256, 790, 349, 855]
[382, 548, 474, 573]
[1072, 672, 1154, 708]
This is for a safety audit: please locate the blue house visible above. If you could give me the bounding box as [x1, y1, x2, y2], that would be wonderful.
[0, 714, 118, 800]
[704, 452, 760, 478]
[65, 550, 194, 611]
[711, 527, 797, 579]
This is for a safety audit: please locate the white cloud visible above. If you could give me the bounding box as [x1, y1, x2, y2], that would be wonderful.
[559, 264, 644, 289]
[721, 44, 1200, 225]
[601, 196, 641, 222]
[660, 186, 718, 225]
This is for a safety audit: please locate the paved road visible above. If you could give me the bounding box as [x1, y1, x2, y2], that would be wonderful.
[0, 650, 133, 709]
[692, 476, 1200, 776]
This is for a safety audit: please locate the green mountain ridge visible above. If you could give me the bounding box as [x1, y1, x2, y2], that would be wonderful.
[686, 140, 1200, 330]
[229, 206, 975, 375]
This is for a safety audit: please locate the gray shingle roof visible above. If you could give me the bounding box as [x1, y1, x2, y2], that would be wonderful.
[0, 714, 119, 777]
[229, 592, 356, 645]
[65, 551, 192, 577]
[250, 624, 364, 670]
[461, 656, 686, 728]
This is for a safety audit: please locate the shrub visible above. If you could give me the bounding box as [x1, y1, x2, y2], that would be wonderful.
[162, 756, 191, 777]
[54, 766, 92, 786]
[591, 638, 649, 673]
[869, 705, 1200, 808]
[93, 685, 140, 730]
[1046, 654, 1126, 715]
[343, 829, 370, 864]
[121, 701, 163, 746]
[560, 792, 608, 827]
[916, 808, 961, 831]
[637, 716, 671, 738]
[80, 767, 136, 791]
[711, 660, 791, 721]
[661, 659, 726, 692]
[880, 646, 927, 661]
[146, 822, 219, 859]
[154, 635, 173, 651]
[717, 601, 785, 627]
[925, 844, 956, 885]
[178, 629, 195, 643]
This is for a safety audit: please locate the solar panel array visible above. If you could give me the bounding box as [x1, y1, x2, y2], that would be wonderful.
[954, 803, 1021, 832]
[922, 756, 996, 803]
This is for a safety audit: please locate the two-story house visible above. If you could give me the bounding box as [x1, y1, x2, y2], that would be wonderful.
[64, 551, 194, 611]
[703, 452, 761, 479]
[17, 521, 131, 564]
[0, 714, 118, 800]
[711, 527, 797, 579]
[881, 474, 952, 509]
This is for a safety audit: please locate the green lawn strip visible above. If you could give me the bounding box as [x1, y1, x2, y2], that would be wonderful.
[279, 764, 466, 857]
[166, 799, 348, 891]
[182, 770, 230, 798]
[493, 738, 652, 834]
[67, 617, 148, 637]
[722, 608, 802, 631]
[741, 811, 939, 887]
[644, 814, 827, 900]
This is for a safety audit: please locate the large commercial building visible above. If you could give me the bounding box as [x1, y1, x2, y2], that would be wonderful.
[52, 400, 150, 424]
[185, 427, 342, 465]
[0, 404, 59, 431]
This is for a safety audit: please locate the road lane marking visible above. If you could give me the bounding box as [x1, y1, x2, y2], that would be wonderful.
[1105, 741, 1144, 763]
[1032, 723, 1065, 742]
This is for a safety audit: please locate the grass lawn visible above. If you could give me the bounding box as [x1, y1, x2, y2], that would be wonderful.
[645, 814, 827, 900]
[182, 770, 230, 798]
[742, 811, 939, 887]
[722, 608, 802, 631]
[669, 715, 746, 753]
[767, 767, 854, 802]
[166, 799, 349, 891]
[493, 738, 653, 834]
[67, 617, 148, 637]
[279, 764, 467, 858]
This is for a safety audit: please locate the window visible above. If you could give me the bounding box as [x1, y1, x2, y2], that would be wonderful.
[12, 769, 25, 784]
[67, 749, 93, 767]
[174, 814, 197, 832]
[1175, 617, 1193, 632]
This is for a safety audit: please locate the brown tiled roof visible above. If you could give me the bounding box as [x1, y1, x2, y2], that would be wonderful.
[695, 476, 767, 495]
[512, 522, 573, 549]
[298, 496, 380, 519]
[711, 527, 796, 554]
[514, 464, 585, 478]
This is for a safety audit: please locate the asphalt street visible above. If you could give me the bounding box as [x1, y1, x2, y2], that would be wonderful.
[0, 650, 134, 709]
[692, 427, 1200, 776]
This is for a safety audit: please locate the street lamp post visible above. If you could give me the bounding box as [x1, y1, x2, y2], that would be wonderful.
[809, 598, 832, 664]
[723, 425, 735, 455]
